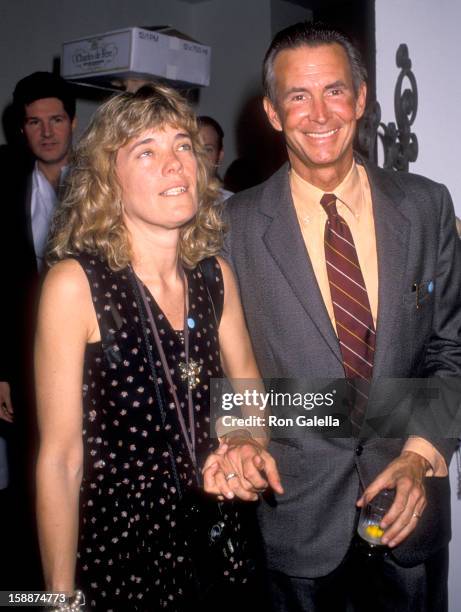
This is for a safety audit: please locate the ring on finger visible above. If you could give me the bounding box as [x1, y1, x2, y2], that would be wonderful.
[225, 472, 237, 482]
[412, 512, 421, 519]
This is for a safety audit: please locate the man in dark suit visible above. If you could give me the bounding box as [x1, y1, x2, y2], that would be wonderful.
[0, 72, 75, 588]
[204, 23, 461, 612]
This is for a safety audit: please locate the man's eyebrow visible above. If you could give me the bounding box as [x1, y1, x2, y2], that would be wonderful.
[24, 114, 66, 121]
[325, 80, 348, 90]
[282, 87, 309, 99]
[281, 80, 349, 100]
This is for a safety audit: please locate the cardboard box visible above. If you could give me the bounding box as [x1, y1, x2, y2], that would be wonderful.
[61, 26, 211, 90]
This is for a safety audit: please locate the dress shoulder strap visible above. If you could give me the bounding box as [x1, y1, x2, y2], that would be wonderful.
[71, 253, 126, 366]
[198, 256, 224, 326]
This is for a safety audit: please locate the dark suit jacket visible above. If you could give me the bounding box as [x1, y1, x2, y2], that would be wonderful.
[225, 159, 461, 577]
[0, 157, 40, 414]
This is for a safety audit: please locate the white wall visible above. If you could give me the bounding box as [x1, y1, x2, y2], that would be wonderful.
[189, 0, 273, 171]
[190, 0, 310, 170]
[0, 0, 311, 172]
[376, 0, 461, 215]
[376, 3, 461, 609]
[0, 0, 194, 147]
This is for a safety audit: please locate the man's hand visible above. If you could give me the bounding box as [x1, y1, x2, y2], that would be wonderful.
[357, 450, 429, 547]
[203, 435, 284, 501]
[0, 381, 13, 423]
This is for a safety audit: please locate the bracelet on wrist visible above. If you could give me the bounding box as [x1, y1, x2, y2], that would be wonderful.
[48, 589, 85, 611]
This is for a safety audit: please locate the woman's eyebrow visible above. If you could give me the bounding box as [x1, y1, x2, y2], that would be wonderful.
[129, 137, 155, 153]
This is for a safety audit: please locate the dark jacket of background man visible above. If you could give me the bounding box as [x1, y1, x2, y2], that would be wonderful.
[0, 71, 75, 589]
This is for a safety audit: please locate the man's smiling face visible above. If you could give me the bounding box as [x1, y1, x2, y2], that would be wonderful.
[263, 43, 366, 187]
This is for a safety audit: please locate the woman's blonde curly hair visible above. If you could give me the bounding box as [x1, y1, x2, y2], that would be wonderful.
[48, 83, 224, 270]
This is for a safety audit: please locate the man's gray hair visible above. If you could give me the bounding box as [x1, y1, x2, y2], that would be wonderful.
[263, 22, 367, 103]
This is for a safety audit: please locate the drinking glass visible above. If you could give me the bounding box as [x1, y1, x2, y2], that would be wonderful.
[357, 488, 395, 546]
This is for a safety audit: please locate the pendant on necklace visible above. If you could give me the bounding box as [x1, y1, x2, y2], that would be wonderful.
[179, 358, 202, 390]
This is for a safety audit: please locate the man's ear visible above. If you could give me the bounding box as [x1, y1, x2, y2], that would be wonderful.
[263, 96, 283, 132]
[71, 116, 77, 133]
[355, 82, 367, 120]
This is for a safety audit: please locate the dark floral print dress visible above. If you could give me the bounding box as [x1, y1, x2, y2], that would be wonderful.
[73, 254, 223, 611]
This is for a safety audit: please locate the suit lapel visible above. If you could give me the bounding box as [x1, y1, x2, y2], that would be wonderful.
[362, 162, 410, 376]
[259, 161, 412, 375]
[23, 171, 41, 276]
[259, 165, 343, 364]
[24, 172, 34, 249]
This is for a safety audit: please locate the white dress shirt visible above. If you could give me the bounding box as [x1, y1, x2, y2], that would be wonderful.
[30, 163, 67, 271]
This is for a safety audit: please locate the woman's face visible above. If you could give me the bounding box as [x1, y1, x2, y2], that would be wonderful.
[116, 123, 199, 232]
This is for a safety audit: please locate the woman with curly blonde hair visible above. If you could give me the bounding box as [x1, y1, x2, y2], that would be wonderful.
[48, 84, 222, 270]
[35, 84, 271, 611]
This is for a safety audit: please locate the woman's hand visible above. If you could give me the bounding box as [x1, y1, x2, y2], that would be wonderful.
[0, 381, 13, 422]
[203, 436, 283, 501]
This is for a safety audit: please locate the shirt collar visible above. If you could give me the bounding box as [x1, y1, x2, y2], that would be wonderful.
[33, 161, 69, 187]
[290, 160, 364, 218]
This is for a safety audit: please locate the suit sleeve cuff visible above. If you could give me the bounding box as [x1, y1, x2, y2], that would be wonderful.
[403, 436, 448, 477]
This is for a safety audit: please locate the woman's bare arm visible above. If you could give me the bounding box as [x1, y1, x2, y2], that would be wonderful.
[35, 259, 97, 592]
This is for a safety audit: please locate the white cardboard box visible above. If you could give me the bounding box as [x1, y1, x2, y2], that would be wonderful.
[61, 27, 211, 89]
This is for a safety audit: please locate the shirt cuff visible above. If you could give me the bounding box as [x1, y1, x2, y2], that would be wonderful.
[215, 417, 268, 442]
[403, 436, 448, 477]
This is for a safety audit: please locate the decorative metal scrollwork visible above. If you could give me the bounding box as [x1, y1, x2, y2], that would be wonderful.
[358, 43, 419, 171]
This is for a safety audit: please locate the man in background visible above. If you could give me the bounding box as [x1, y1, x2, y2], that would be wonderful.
[198, 115, 233, 201]
[0, 71, 76, 588]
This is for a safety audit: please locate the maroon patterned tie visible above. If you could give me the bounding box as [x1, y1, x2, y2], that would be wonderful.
[320, 193, 375, 430]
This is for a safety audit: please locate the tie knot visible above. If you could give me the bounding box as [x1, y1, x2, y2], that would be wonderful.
[320, 193, 338, 217]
